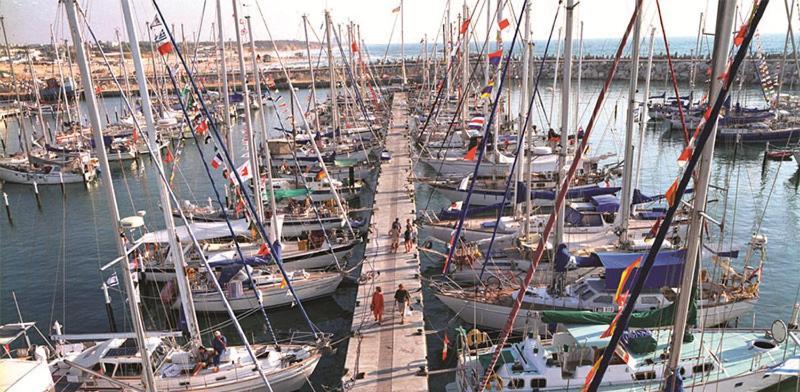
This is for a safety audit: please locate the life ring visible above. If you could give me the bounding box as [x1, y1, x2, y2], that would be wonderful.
[465, 328, 485, 348]
[487, 373, 504, 391]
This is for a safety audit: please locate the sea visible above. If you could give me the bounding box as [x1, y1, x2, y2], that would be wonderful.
[2, 43, 800, 391]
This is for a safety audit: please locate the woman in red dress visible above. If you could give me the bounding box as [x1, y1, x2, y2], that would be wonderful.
[371, 286, 385, 325]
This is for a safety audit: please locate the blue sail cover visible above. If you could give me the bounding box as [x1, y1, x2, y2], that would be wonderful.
[598, 249, 687, 291]
[522, 183, 620, 202]
[208, 256, 270, 268]
[554, 243, 602, 272]
[590, 194, 620, 213]
[437, 202, 505, 220]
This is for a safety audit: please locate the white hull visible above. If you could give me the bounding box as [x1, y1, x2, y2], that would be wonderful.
[419, 156, 509, 177]
[189, 274, 343, 312]
[0, 165, 93, 185]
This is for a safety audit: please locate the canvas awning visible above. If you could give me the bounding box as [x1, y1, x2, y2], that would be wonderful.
[140, 219, 251, 244]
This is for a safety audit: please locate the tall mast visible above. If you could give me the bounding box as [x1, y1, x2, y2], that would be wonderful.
[664, 0, 736, 383]
[325, 10, 340, 142]
[303, 14, 322, 133]
[246, 16, 280, 236]
[555, 0, 575, 248]
[62, 38, 82, 124]
[549, 26, 562, 122]
[572, 21, 583, 136]
[63, 1, 158, 391]
[26, 52, 49, 145]
[634, 27, 656, 191]
[115, 30, 133, 118]
[121, 0, 201, 342]
[400, 0, 407, 85]
[0, 17, 31, 161]
[461, 3, 469, 130]
[232, 0, 264, 221]
[516, 0, 531, 219]
[216, 0, 234, 155]
[50, 24, 73, 125]
[689, 12, 705, 93]
[618, 3, 642, 245]
[492, 0, 503, 160]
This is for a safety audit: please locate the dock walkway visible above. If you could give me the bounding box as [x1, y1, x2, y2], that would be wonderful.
[342, 92, 428, 391]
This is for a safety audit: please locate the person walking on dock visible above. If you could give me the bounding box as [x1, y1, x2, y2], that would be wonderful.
[404, 219, 415, 253]
[389, 224, 401, 253]
[211, 330, 227, 372]
[371, 286, 385, 325]
[394, 284, 411, 324]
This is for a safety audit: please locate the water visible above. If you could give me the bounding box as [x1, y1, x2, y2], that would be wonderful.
[2, 80, 800, 391]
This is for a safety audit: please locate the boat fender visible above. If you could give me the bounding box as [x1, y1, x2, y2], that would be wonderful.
[466, 328, 485, 348]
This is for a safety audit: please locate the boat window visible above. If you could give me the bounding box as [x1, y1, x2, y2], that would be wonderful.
[580, 290, 594, 301]
[594, 295, 613, 304]
[507, 378, 525, 389]
[692, 363, 714, 373]
[640, 296, 660, 305]
[634, 370, 656, 380]
[116, 362, 143, 377]
[101, 362, 116, 376]
[530, 378, 547, 388]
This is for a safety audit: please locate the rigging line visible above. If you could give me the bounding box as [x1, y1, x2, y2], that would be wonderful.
[150, 0, 322, 337]
[655, 0, 691, 145]
[477, 0, 562, 282]
[590, 2, 767, 389]
[441, 0, 527, 281]
[381, 14, 400, 65]
[476, 0, 642, 389]
[331, 24, 380, 143]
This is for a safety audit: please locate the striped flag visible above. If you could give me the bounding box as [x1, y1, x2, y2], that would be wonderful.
[614, 257, 642, 306]
[210, 152, 224, 170]
[488, 49, 503, 66]
[468, 116, 485, 129]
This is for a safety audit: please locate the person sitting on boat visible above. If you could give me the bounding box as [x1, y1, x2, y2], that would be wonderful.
[211, 331, 227, 372]
[191, 346, 213, 376]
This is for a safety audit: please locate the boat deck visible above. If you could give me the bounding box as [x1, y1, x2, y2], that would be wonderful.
[343, 92, 429, 391]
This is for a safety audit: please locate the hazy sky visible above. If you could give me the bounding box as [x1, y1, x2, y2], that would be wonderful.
[0, 0, 794, 46]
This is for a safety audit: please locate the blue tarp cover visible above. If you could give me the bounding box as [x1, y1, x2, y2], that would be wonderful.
[590, 194, 620, 213]
[598, 249, 686, 291]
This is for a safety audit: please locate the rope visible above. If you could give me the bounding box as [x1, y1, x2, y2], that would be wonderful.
[655, 0, 691, 144]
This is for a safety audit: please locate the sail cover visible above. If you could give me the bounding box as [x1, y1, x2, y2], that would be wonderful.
[598, 249, 686, 291]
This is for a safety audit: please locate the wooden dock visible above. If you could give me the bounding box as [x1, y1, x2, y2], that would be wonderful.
[342, 92, 428, 391]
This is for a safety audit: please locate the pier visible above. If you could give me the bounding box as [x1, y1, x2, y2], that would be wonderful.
[342, 91, 428, 391]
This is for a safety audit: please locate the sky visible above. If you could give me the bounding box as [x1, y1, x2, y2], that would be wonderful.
[0, 0, 794, 47]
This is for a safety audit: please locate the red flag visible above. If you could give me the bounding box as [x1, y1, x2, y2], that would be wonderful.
[600, 308, 624, 338]
[646, 217, 662, 239]
[163, 148, 174, 163]
[195, 119, 208, 135]
[677, 146, 692, 166]
[583, 357, 602, 392]
[498, 18, 510, 30]
[488, 49, 503, 66]
[460, 19, 471, 34]
[614, 256, 642, 306]
[442, 334, 450, 361]
[257, 243, 270, 257]
[734, 23, 749, 46]
[464, 145, 478, 160]
[157, 41, 173, 55]
[351, 41, 359, 52]
[132, 129, 138, 143]
[665, 179, 679, 207]
[95, 85, 102, 95]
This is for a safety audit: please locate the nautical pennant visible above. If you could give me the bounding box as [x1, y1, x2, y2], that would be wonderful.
[488, 49, 503, 66]
[210, 152, 224, 170]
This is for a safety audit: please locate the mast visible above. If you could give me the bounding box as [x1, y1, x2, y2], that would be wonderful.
[246, 16, 280, 236]
[689, 12, 705, 93]
[461, 3, 469, 130]
[555, 0, 575, 248]
[26, 51, 49, 145]
[302, 14, 322, 133]
[50, 24, 73, 125]
[572, 21, 583, 136]
[120, 0, 201, 342]
[549, 26, 562, 122]
[115, 30, 133, 118]
[664, 0, 736, 383]
[634, 27, 656, 191]
[516, 0, 531, 219]
[618, 3, 642, 245]
[0, 17, 31, 162]
[493, 0, 503, 160]
[62, 38, 82, 123]
[232, 0, 264, 222]
[216, 0, 234, 155]
[325, 10, 340, 147]
[400, 0, 407, 85]
[62, 1, 158, 391]
[524, 38, 535, 236]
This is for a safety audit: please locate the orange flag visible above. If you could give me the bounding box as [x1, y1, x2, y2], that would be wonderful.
[665, 179, 679, 207]
[614, 256, 642, 306]
[442, 334, 450, 361]
[583, 357, 603, 392]
[464, 145, 478, 160]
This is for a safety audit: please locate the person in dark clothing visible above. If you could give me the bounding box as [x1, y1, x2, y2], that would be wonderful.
[191, 346, 213, 376]
[211, 331, 227, 372]
[394, 284, 411, 324]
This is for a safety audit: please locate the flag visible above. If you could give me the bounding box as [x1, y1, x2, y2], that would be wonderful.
[468, 116, 485, 129]
[211, 152, 224, 170]
[583, 357, 602, 392]
[734, 23, 749, 46]
[488, 49, 503, 66]
[257, 243, 270, 257]
[150, 20, 173, 56]
[498, 18, 510, 30]
[391, 5, 401, 13]
[442, 334, 450, 361]
[615, 344, 634, 366]
[132, 129, 138, 143]
[460, 19, 471, 34]
[106, 273, 119, 287]
[351, 41, 359, 52]
[315, 170, 327, 181]
[600, 308, 624, 338]
[614, 256, 641, 306]
[665, 179, 679, 207]
[193, 115, 208, 135]
[646, 217, 662, 240]
[163, 148, 174, 163]
[677, 146, 692, 167]
[279, 276, 287, 288]
[480, 85, 493, 99]
[464, 145, 478, 160]
[237, 160, 253, 181]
